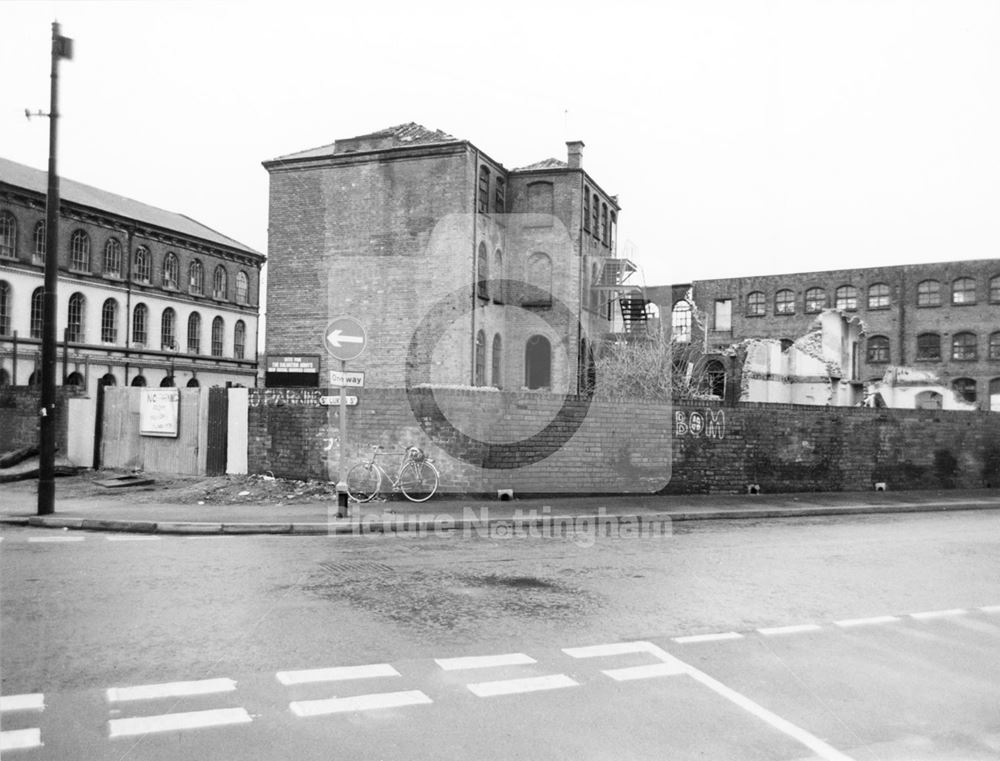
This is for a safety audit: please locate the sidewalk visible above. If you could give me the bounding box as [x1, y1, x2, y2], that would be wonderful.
[2, 475, 998, 535]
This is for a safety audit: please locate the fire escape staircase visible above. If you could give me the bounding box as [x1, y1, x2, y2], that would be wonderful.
[592, 256, 653, 337]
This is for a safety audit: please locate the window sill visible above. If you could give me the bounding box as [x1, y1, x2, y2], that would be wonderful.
[916, 303, 941, 308]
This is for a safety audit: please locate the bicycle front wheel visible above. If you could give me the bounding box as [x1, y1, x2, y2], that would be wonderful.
[346, 463, 381, 502]
[398, 460, 439, 502]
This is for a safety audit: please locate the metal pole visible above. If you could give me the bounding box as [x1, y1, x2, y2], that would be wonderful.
[336, 359, 348, 518]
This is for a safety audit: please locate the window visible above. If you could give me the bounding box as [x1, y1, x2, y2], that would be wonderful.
[132, 304, 148, 345]
[493, 250, 503, 303]
[804, 287, 827, 313]
[495, 177, 505, 214]
[704, 360, 726, 398]
[478, 166, 490, 214]
[601, 203, 608, 245]
[211, 316, 224, 357]
[31, 287, 44, 338]
[672, 301, 692, 343]
[492, 334, 502, 388]
[714, 299, 733, 331]
[952, 332, 977, 361]
[163, 252, 179, 289]
[989, 332, 1000, 361]
[746, 292, 766, 316]
[583, 187, 591, 232]
[235, 271, 249, 304]
[525, 335, 551, 389]
[34, 220, 46, 261]
[66, 292, 85, 342]
[0, 369, 9, 386]
[130, 374, 147, 387]
[610, 212, 617, 252]
[867, 335, 890, 363]
[70, 230, 90, 271]
[99, 372, 116, 388]
[160, 375, 176, 388]
[835, 285, 857, 311]
[189, 260, 204, 295]
[0, 281, 10, 335]
[868, 283, 890, 309]
[187, 312, 201, 354]
[991, 379, 1000, 412]
[915, 390, 943, 410]
[474, 330, 486, 386]
[916, 333, 940, 361]
[477, 242, 488, 299]
[65, 371, 84, 387]
[133, 246, 151, 283]
[917, 279, 941, 306]
[161, 307, 176, 350]
[991, 276, 1000, 304]
[775, 289, 795, 315]
[104, 238, 122, 277]
[526, 252, 552, 306]
[101, 299, 118, 343]
[0, 212, 16, 258]
[953, 377, 977, 404]
[186, 378, 200, 388]
[952, 277, 976, 305]
[213, 265, 228, 299]
[234, 320, 246, 359]
[591, 193, 599, 236]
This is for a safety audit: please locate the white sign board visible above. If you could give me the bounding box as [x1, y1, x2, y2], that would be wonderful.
[323, 316, 367, 361]
[140, 388, 180, 437]
[329, 370, 365, 388]
[319, 395, 359, 407]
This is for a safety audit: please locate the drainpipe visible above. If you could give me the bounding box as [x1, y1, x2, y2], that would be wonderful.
[123, 226, 134, 384]
[576, 170, 585, 395]
[897, 271, 906, 366]
[471, 146, 479, 386]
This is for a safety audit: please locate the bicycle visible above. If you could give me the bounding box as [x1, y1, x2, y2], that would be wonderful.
[346, 445, 440, 503]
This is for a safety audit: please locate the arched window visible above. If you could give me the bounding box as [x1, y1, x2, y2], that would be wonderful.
[591, 193, 599, 237]
[494, 176, 505, 214]
[163, 252, 179, 289]
[161, 307, 176, 350]
[990, 332, 1000, 361]
[104, 238, 122, 277]
[610, 212, 617, 252]
[917, 279, 941, 306]
[834, 285, 858, 311]
[804, 287, 827, 313]
[526, 252, 553, 306]
[953, 377, 977, 404]
[492, 334, 502, 389]
[867, 335, 890, 363]
[235, 271, 249, 304]
[234, 320, 246, 359]
[65, 371, 84, 387]
[493, 249, 503, 303]
[213, 265, 228, 299]
[868, 283, 890, 309]
[0, 281, 10, 336]
[477, 242, 488, 300]
[672, 301, 692, 343]
[915, 390, 942, 410]
[186, 378, 200, 388]
[601, 203, 609, 245]
[474, 330, 486, 386]
[132, 303, 148, 345]
[66, 292, 85, 342]
[189, 260, 204, 295]
[583, 187, 591, 232]
[991, 275, 1000, 304]
[133, 246, 151, 283]
[952, 277, 976, 305]
[70, 230, 90, 271]
[31, 287, 44, 338]
[916, 332, 940, 361]
[952, 332, 977, 361]
[525, 335, 551, 390]
[130, 374, 147, 387]
[746, 291, 766, 317]
[160, 375, 176, 388]
[704, 359, 727, 398]
[775, 289, 795, 315]
[99, 373, 117, 387]
[211, 316, 224, 357]
[33, 220, 46, 261]
[0, 211, 17, 258]
[187, 312, 202, 354]
[101, 298, 118, 344]
[478, 165, 490, 214]
[28, 371, 39, 387]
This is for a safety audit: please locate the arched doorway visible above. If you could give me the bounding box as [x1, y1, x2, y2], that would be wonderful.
[704, 360, 726, 399]
[525, 335, 551, 390]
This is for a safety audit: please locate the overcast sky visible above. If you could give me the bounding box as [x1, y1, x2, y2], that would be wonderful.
[4, 0, 999, 292]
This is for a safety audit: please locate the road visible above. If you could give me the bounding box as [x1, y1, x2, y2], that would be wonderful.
[1, 510, 998, 759]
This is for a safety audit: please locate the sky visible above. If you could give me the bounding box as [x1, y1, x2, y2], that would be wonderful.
[4, 0, 999, 295]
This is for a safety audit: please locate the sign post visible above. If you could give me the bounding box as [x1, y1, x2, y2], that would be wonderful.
[323, 317, 367, 518]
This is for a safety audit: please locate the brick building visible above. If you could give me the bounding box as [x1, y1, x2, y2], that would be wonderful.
[262, 123, 642, 393]
[0, 157, 264, 395]
[649, 260, 1000, 411]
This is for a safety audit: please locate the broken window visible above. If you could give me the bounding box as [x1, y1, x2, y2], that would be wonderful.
[867, 335, 890, 363]
[952, 377, 977, 404]
[704, 359, 726, 398]
[804, 287, 826, 313]
[952, 277, 976, 305]
[834, 285, 857, 311]
[714, 299, 732, 331]
[916, 333, 941, 361]
[672, 301, 692, 343]
[525, 334, 552, 389]
[915, 390, 943, 410]
[868, 283, 890, 309]
[775, 289, 795, 315]
[952, 332, 977, 361]
[990, 378, 1000, 412]
[917, 279, 941, 307]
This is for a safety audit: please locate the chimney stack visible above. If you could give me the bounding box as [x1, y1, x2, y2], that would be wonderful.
[566, 140, 585, 169]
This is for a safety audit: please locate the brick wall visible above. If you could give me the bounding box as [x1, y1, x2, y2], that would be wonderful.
[0, 386, 79, 456]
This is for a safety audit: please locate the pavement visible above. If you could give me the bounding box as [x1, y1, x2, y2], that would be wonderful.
[1, 474, 999, 535]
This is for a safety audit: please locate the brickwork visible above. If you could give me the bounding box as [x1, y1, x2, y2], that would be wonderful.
[0, 386, 79, 454]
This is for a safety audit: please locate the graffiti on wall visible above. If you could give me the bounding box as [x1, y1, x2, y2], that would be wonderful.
[249, 389, 323, 407]
[675, 409, 725, 439]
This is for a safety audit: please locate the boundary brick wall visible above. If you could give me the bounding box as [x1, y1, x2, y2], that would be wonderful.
[0, 387, 80, 456]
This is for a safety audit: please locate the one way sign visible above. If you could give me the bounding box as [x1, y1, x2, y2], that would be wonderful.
[323, 316, 367, 361]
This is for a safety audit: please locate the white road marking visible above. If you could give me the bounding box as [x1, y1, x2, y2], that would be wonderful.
[0, 728, 43, 751]
[673, 631, 743, 644]
[277, 664, 398, 686]
[603, 662, 686, 681]
[467, 674, 578, 697]
[910, 608, 967, 620]
[106, 678, 237, 702]
[758, 624, 823, 636]
[0, 693, 45, 712]
[108, 707, 252, 737]
[290, 690, 432, 716]
[106, 535, 161, 541]
[563, 642, 652, 659]
[980, 605, 1000, 613]
[834, 615, 900, 628]
[27, 535, 85, 543]
[435, 653, 536, 671]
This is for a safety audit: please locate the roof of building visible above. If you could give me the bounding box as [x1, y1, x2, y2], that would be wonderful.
[513, 157, 569, 172]
[270, 122, 460, 163]
[0, 157, 261, 256]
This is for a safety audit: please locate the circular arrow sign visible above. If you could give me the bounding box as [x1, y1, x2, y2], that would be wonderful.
[323, 316, 367, 361]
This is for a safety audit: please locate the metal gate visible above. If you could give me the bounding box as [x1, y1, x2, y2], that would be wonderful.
[206, 387, 229, 476]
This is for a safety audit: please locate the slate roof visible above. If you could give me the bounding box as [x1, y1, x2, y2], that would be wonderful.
[271, 122, 460, 162]
[0, 156, 261, 257]
[513, 157, 569, 171]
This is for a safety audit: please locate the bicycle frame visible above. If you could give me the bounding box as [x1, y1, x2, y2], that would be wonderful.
[346, 445, 439, 503]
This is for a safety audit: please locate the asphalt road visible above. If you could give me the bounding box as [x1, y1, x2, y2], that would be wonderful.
[1, 510, 998, 760]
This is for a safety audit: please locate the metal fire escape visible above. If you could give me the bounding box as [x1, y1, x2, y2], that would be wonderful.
[592, 256, 654, 337]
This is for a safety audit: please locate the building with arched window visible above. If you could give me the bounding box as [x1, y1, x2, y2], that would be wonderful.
[0, 156, 264, 396]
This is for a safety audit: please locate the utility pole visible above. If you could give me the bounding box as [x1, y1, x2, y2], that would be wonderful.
[37, 22, 73, 516]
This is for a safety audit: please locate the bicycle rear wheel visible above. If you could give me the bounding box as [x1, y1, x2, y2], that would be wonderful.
[398, 460, 439, 502]
[346, 463, 381, 502]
